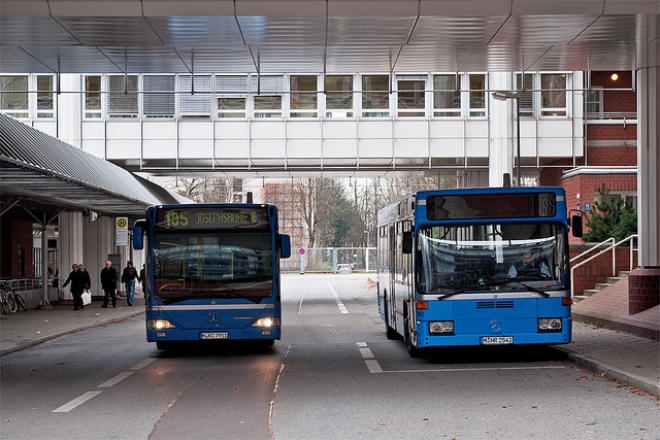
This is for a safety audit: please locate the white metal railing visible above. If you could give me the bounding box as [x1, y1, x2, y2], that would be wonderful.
[570, 235, 639, 297]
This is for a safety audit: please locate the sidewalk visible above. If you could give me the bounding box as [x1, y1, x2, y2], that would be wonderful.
[0, 297, 145, 356]
[1, 291, 658, 397]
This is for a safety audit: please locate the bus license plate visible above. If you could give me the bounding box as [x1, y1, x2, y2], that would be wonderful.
[200, 332, 228, 340]
[481, 336, 513, 345]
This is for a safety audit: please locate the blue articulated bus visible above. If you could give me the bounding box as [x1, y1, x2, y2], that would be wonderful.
[133, 203, 291, 350]
[376, 187, 582, 356]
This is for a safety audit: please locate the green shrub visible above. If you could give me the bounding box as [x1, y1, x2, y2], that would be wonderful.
[582, 183, 637, 243]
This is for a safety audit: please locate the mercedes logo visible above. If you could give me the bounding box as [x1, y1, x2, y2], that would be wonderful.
[490, 319, 502, 332]
[206, 312, 222, 327]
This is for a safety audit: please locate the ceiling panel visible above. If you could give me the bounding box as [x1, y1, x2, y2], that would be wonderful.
[0, 1, 658, 74]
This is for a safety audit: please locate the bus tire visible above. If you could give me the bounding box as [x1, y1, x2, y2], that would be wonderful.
[156, 341, 175, 351]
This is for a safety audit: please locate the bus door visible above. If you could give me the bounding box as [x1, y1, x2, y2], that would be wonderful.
[387, 225, 397, 331]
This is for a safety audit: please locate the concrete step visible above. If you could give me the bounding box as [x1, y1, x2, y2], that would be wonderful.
[618, 271, 631, 278]
[594, 282, 612, 290]
[573, 295, 589, 303]
[582, 289, 600, 297]
[606, 276, 623, 284]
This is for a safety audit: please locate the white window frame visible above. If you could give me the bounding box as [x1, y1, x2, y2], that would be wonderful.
[584, 86, 603, 120]
[216, 75, 247, 119]
[467, 73, 487, 117]
[432, 73, 461, 117]
[179, 75, 212, 119]
[540, 73, 568, 117]
[515, 73, 536, 118]
[143, 75, 175, 119]
[324, 74, 354, 118]
[1, 75, 29, 119]
[396, 74, 427, 118]
[107, 75, 139, 119]
[35, 75, 55, 119]
[289, 75, 319, 118]
[360, 74, 390, 118]
[251, 75, 283, 119]
[83, 75, 103, 119]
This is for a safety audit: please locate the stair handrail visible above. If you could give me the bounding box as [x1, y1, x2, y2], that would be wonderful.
[570, 237, 615, 264]
[570, 234, 638, 298]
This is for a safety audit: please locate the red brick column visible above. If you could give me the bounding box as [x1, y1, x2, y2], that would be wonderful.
[627, 268, 660, 314]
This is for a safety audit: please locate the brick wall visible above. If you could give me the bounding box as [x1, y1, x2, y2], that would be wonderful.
[569, 243, 639, 296]
[0, 218, 34, 278]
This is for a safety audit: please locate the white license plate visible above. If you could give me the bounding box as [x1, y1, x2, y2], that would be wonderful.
[481, 336, 513, 345]
[200, 332, 228, 340]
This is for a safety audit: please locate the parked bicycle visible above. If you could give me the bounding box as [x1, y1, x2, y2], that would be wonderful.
[1, 281, 28, 313]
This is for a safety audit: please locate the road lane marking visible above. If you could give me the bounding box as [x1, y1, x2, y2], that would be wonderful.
[357, 342, 383, 373]
[131, 358, 156, 370]
[98, 371, 134, 388]
[328, 282, 348, 314]
[356, 342, 566, 374]
[52, 391, 103, 412]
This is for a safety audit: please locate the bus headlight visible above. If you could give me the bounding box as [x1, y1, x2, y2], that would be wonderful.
[429, 321, 454, 335]
[538, 318, 562, 332]
[252, 317, 280, 328]
[147, 319, 176, 330]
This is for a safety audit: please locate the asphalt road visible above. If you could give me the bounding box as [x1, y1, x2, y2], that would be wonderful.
[1, 274, 658, 440]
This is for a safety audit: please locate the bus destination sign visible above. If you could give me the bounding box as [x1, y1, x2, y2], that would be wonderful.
[155, 206, 270, 230]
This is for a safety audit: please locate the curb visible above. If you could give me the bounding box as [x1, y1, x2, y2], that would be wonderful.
[561, 350, 660, 398]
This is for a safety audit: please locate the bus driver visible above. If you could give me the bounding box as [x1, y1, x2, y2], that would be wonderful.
[508, 250, 551, 279]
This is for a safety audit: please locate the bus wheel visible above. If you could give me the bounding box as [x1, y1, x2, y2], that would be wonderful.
[383, 299, 399, 340]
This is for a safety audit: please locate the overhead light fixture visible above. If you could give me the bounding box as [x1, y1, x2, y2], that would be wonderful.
[492, 91, 522, 101]
[611, 73, 619, 81]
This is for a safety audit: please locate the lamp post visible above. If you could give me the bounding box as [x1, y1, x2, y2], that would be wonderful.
[492, 91, 522, 186]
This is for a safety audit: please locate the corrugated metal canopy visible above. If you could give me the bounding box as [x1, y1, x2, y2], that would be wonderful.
[0, 112, 190, 221]
[1, 0, 658, 74]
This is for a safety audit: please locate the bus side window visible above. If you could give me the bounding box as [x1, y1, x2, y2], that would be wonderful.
[402, 231, 413, 254]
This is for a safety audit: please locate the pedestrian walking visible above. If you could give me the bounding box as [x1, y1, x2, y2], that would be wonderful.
[121, 261, 138, 306]
[61, 264, 85, 310]
[100, 260, 118, 308]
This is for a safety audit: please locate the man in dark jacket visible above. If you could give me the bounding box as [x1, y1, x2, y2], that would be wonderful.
[62, 263, 87, 310]
[100, 260, 119, 308]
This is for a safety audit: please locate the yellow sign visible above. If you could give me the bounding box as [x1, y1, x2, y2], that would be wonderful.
[116, 217, 129, 246]
[117, 218, 127, 228]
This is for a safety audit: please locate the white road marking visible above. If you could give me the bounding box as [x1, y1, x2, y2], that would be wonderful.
[357, 342, 383, 373]
[97, 371, 134, 388]
[328, 282, 348, 314]
[52, 391, 103, 413]
[356, 342, 566, 374]
[131, 358, 156, 370]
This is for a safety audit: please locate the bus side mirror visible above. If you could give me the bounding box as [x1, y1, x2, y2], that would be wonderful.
[571, 215, 583, 238]
[402, 231, 413, 254]
[279, 234, 291, 259]
[132, 221, 144, 250]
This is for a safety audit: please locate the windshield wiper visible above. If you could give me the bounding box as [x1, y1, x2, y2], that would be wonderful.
[437, 290, 463, 300]
[509, 281, 550, 298]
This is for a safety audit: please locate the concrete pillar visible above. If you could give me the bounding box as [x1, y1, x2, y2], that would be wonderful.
[628, 37, 660, 312]
[58, 212, 84, 301]
[489, 72, 515, 187]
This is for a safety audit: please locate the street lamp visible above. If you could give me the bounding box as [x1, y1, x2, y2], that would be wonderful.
[364, 230, 370, 247]
[492, 91, 522, 186]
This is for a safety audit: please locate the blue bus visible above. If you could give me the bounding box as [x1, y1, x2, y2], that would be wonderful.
[133, 203, 291, 350]
[376, 187, 582, 356]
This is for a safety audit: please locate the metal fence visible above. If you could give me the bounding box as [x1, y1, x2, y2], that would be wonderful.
[282, 247, 377, 274]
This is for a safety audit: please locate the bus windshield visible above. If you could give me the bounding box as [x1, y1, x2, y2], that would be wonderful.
[416, 223, 568, 294]
[152, 231, 273, 304]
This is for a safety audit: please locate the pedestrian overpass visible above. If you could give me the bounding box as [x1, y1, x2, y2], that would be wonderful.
[1, 1, 658, 299]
